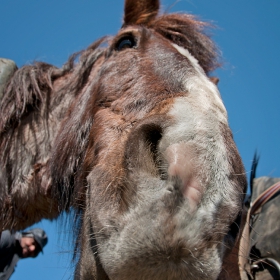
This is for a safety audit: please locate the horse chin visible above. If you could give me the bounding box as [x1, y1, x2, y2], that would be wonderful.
[90, 173, 228, 280]
[103, 245, 222, 280]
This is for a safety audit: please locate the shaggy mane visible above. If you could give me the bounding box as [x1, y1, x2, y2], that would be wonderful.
[0, 39, 106, 230]
[0, 62, 57, 133]
[0, 38, 106, 136]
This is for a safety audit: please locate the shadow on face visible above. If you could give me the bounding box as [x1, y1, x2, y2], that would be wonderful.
[20, 237, 40, 258]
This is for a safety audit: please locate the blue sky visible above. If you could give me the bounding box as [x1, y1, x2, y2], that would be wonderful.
[1, 1, 280, 279]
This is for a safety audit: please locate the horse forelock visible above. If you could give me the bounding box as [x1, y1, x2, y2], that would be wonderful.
[148, 13, 220, 74]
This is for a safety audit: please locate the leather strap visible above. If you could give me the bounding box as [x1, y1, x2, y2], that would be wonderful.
[238, 181, 280, 280]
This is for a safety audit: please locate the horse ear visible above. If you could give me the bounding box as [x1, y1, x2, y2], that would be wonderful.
[123, 0, 159, 26]
[210, 77, 219, 85]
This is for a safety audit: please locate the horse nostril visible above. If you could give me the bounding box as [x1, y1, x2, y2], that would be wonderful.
[143, 124, 162, 161]
[125, 122, 164, 176]
[141, 123, 167, 178]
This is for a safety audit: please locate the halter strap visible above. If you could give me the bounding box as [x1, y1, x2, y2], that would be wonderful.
[238, 181, 280, 280]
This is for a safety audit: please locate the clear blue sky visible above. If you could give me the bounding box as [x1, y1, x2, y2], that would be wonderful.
[1, 1, 280, 279]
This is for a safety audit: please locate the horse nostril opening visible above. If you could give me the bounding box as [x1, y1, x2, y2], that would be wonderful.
[141, 124, 166, 178]
[125, 122, 165, 177]
[143, 124, 162, 159]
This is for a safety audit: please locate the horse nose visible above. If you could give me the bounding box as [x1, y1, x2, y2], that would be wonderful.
[125, 116, 203, 209]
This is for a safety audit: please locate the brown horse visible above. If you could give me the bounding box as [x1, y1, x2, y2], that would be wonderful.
[0, 0, 247, 279]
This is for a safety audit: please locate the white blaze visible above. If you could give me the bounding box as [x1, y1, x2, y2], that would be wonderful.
[160, 43, 235, 216]
[172, 43, 227, 117]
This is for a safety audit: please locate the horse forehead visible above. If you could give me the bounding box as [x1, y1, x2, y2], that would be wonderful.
[93, 26, 226, 122]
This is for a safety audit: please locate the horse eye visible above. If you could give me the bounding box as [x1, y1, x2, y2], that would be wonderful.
[116, 37, 136, 51]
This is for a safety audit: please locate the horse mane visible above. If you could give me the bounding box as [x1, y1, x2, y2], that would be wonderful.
[48, 39, 107, 209]
[0, 62, 56, 133]
[0, 38, 106, 136]
[0, 39, 107, 226]
[149, 13, 220, 73]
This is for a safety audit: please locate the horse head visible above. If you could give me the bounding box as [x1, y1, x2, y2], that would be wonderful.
[0, 0, 247, 279]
